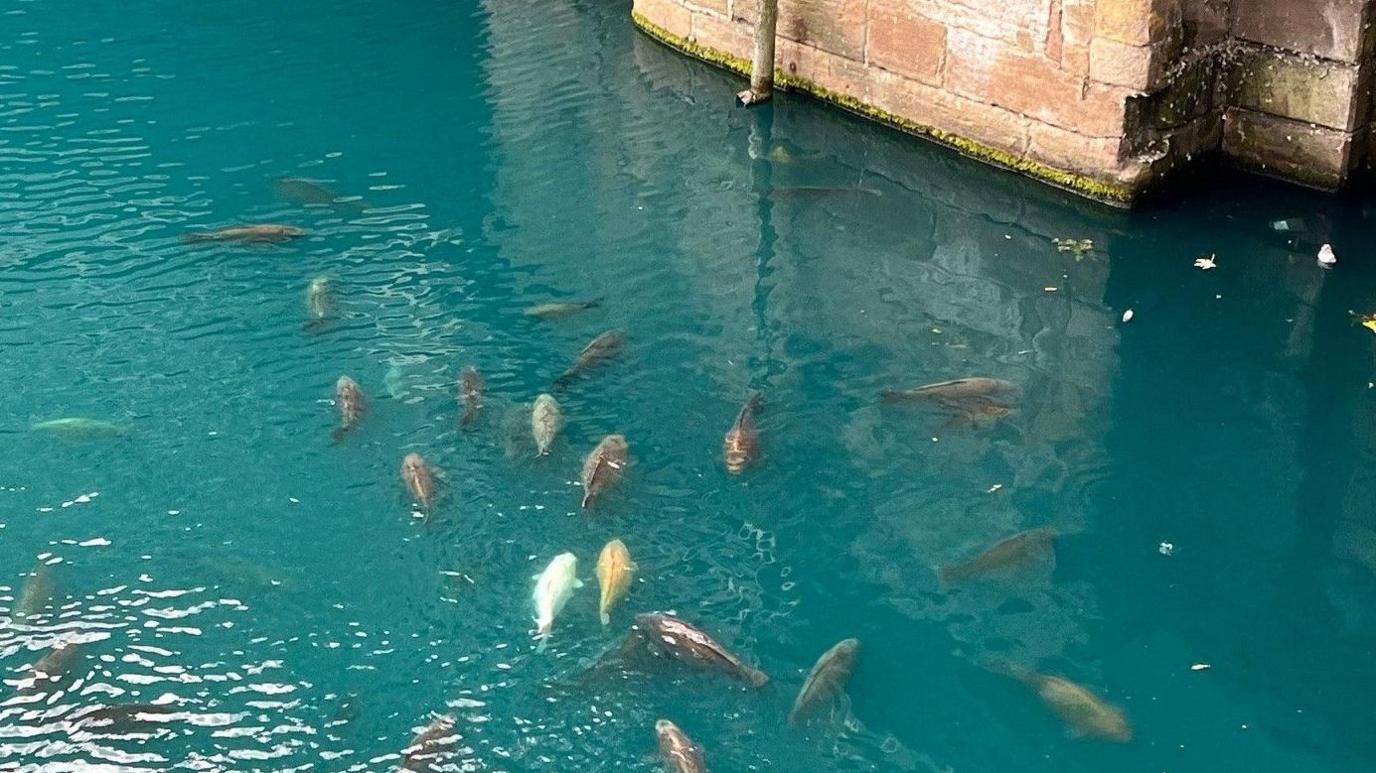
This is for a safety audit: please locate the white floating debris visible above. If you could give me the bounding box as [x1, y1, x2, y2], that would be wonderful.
[1190, 663, 1212, 671]
[1317, 243, 1336, 268]
[1044, 286, 1058, 292]
[1122, 309, 1135, 323]
[986, 483, 1003, 493]
[78, 538, 111, 547]
[1193, 254, 1217, 270]
[1158, 541, 1175, 556]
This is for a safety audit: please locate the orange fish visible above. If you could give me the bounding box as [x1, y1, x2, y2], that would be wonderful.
[723, 392, 762, 474]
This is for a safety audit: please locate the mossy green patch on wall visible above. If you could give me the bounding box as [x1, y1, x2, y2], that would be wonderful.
[630, 10, 1137, 207]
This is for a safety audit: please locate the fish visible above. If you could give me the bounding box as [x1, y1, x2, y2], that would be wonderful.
[275, 177, 369, 211]
[530, 393, 564, 456]
[523, 298, 602, 320]
[789, 638, 860, 725]
[20, 640, 83, 692]
[1015, 669, 1132, 742]
[633, 613, 768, 687]
[305, 276, 331, 330]
[13, 562, 55, 621]
[723, 392, 763, 474]
[595, 539, 636, 625]
[880, 377, 1019, 406]
[399, 713, 458, 772]
[69, 703, 179, 732]
[458, 367, 484, 428]
[580, 434, 629, 509]
[401, 453, 438, 515]
[31, 417, 125, 436]
[553, 329, 625, 389]
[655, 719, 707, 773]
[182, 224, 308, 243]
[773, 185, 881, 197]
[331, 375, 366, 442]
[532, 552, 582, 649]
[384, 363, 408, 400]
[939, 528, 1056, 585]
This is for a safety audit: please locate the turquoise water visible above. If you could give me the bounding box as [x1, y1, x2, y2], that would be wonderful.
[3, 0, 1375, 769]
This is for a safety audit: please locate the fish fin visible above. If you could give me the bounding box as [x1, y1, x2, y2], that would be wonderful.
[580, 491, 593, 509]
[573, 579, 584, 588]
[600, 610, 610, 626]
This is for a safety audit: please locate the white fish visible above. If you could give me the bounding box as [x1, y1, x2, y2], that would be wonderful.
[1318, 243, 1336, 268]
[1121, 309, 1134, 323]
[532, 552, 581, 650]
[530, 393, 564, 456]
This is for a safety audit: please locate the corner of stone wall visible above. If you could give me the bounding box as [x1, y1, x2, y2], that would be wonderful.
[1220, 0, 1375, 190]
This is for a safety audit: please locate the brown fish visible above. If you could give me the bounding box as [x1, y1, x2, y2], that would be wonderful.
[789, 638, 860, 725]
[580, 434, 629, 509]
[70, 703, 179, 733]
[940, 528, 1056, 585]
[182, 224, 308, 243]
[20, 640, 82, 692]
[459, 367, 484, 428]
[401, 453, 438, 515]
[331, 375, 366, 442]
[523, 298, 602, 320]
[634, 613, 768, 687]
[554, 329, 625, 389]
[399, 713, 458, 772]
[880, 377, 1019, 406]
[723, 392, 762, 474]
[1015, 669, 1132, 742]
[656, 719, 706, 773]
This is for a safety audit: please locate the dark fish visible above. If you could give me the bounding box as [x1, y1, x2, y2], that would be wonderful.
[940, 528, 1056, 585]
[331, 375, 366, 442]
[634, 613, 768, 687]
[789, 638, 860, 725]
[880, 377, 1019, 406]
[182, 224, 308, 243]
[275, 177, 369, 211]
[580, 434, 629, 509]
[399, 713, 458, 772]
[656, 719, 707, 773]
[722, 392, 762, 474]
[70, 703, 178, 732]
[13, 562, 55, 621]
[459, 367, 484, 428]
[523, 298, 603, 320]
[553, 329, 625, 389]
[401, 453, 438, 515]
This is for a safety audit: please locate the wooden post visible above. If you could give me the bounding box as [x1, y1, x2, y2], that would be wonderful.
[737, 0, 778, 106]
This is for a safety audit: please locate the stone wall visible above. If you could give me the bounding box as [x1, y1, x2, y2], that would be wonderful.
[632, 0, 1375, 206]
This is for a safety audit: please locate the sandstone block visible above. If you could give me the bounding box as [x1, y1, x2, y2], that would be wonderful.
[1228, 45, 1367, 131]
[735, 0, 869, 60]
[1232, 0, 1369, 62]
[1095, 0, 1180, 46]
[1222, 107, 1361, 190]
[684, 0, 729, 15]
[1089, 36, 1171, 91]
[636, 0, 694, 37]
[1027, 121, 1126, 173]
[867, 0, 947, 85]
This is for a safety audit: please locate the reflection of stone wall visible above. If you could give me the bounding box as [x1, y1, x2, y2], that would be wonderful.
[632, 0, 1375, 205]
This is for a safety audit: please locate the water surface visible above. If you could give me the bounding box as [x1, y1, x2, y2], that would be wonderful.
[2, 0, 1375, 770]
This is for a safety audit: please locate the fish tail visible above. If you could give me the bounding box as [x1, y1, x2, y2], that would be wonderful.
[937, 563, 966, 587]
[461, 407, 475, 427]
[584, 297, 604, 310]
[879, 389, 906, 403]
[600, 609, 610, 626]
[330, 425, 349, 443]
[302, 318, 327, 333]
[580, 491, 594, 509]
[181, 232, 212, 243]
[747, 668, 769, 688]
[745, 391, 764, 414]
[536, 633, 550, 653]
[552, 373, 573, 391]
